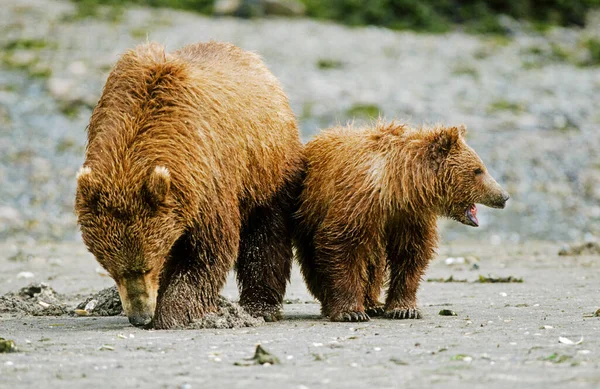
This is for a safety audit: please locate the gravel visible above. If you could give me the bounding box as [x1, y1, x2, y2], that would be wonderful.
[0, 0, 599, 244]
[0, 283, 67, 316]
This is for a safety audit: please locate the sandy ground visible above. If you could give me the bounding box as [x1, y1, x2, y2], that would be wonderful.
[1, 241, 599, 388]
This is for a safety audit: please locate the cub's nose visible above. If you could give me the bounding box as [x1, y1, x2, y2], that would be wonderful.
[128, 313, 152, 327]
[497, 191, 510, 208]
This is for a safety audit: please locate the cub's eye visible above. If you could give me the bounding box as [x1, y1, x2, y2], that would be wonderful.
[474, 168, 483, 175]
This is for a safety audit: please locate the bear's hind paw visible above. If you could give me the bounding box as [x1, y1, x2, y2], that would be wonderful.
[384, 308, 422, 320]
[330, 310, 370, 322]
[241, 302, 282, 322]
[365, 304, 385, 317]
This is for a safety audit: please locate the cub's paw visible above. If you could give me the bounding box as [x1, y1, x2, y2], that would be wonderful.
[242, 303, 282, 322]
[365, 303, 385, 317]
[384, 308, 422, 320]
[330, 310, 370, 322]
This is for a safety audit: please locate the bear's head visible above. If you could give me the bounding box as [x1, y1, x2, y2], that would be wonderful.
[75, 165, 183, 327]
[427, 125, 509, 227]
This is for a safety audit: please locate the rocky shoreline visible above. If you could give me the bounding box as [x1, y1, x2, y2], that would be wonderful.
[0, 0, 599, 243]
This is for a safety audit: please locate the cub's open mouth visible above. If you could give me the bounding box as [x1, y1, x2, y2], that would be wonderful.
[465, 204, 478, 227]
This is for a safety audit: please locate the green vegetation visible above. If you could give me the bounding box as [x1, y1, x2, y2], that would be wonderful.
[4, 38, 48, 51]
[521, 43, 571, 69]
[451, 63, 479, 78]
[301, 0, 600, 33]
[581, 38, 600, 66]
[1, 39, 53, 79]
[69, 0, 600, 34]
[347, 103, 382, 119]
[316, 58, 343, 70]
[487, 99, 524, 114]
[541, 353, 572, 364]
[71, 0, 213, 16]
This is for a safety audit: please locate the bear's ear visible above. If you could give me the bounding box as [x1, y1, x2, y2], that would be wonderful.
[456, 124, 467, 137]
[76, 166, 99, 206]
[145, 166, 171, 206]
[427, 127, 460, 168]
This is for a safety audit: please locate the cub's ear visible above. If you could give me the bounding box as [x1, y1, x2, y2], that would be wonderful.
[456, 124, 467, 137]
[428, 127, 461, 169]
[145, 166, 171, 206]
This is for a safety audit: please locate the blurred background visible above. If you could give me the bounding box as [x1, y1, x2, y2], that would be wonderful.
[0, 0, 599, 245]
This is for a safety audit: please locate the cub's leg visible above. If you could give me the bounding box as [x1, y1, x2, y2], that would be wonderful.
[384, 222, 437, 319]
[317, 237, 371, 322]
[364, 261, 386, 317]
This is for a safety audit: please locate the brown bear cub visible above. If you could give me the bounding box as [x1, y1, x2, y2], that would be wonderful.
[75, 42, 304, 329]
[294, 121, 509, 322]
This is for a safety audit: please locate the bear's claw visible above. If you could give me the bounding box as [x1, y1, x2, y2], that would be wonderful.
[365, 305, 385, 317]
[384, 308, 422, 320]
[331, 310, 370, 322]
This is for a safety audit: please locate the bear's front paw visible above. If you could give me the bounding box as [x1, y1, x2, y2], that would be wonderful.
[365, 302, 385, 317]
[241, 302, 282, 322]
[384, 308, 422, 320]
[330, 310, 370, 322]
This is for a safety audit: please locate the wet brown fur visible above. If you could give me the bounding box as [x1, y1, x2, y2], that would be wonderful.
[295, 121, 508, 322]
[75, 41, 304, 329]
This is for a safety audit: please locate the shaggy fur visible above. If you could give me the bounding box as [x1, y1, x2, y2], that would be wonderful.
[75, 41, 304, 329]
[295, 121, 509, 322]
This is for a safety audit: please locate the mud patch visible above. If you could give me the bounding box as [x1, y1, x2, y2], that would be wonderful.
[558, 241, 600, 256]
[0, 283, 67, 316]
[2, 283, 262, 329]
[73, 288, 262, 328]
[184, 297, 264, 329]
[74, 286, 122, 316]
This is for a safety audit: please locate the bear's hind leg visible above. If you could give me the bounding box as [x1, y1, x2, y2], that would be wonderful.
[236, 183, 298, 322]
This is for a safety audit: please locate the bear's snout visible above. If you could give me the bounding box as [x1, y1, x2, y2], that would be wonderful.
[487, 189, 510, 209]
[116, 274, 158, 328]
[129, 312, 153, 327]
[498, 191, 510, 208]
[480, 174, 510, 209]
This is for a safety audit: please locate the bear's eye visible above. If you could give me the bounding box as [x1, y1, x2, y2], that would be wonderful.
[474, 168, 483, 175]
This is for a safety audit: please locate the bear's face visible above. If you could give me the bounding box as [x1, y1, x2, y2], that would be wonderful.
[75, 166, 183, 327]
[430, 126, 509, 227]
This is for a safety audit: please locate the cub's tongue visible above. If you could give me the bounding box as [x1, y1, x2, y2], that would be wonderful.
[466, 204, 479, 227]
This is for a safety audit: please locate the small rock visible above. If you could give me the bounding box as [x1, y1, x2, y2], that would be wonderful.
[445, 257, 465, 265]
[84, 299, 98, 311]
[214, 0, 242, 15]
[439, 309, 458, 316]
[17, 271, 34, 279]
[47, 77, 75, 100]
[234, 345, 280, 366]
[7, 51, 37, 67]
[0, 338, 17, 353]
[67, 61, 87, 75]
[0, 206, 21, 224]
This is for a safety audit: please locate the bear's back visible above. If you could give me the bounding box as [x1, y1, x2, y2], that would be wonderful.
[85, 41, 302, 208]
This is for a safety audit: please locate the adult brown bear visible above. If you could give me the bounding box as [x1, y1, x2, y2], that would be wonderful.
[75, 41, 304, 329]
[294, 121, 509, 322]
